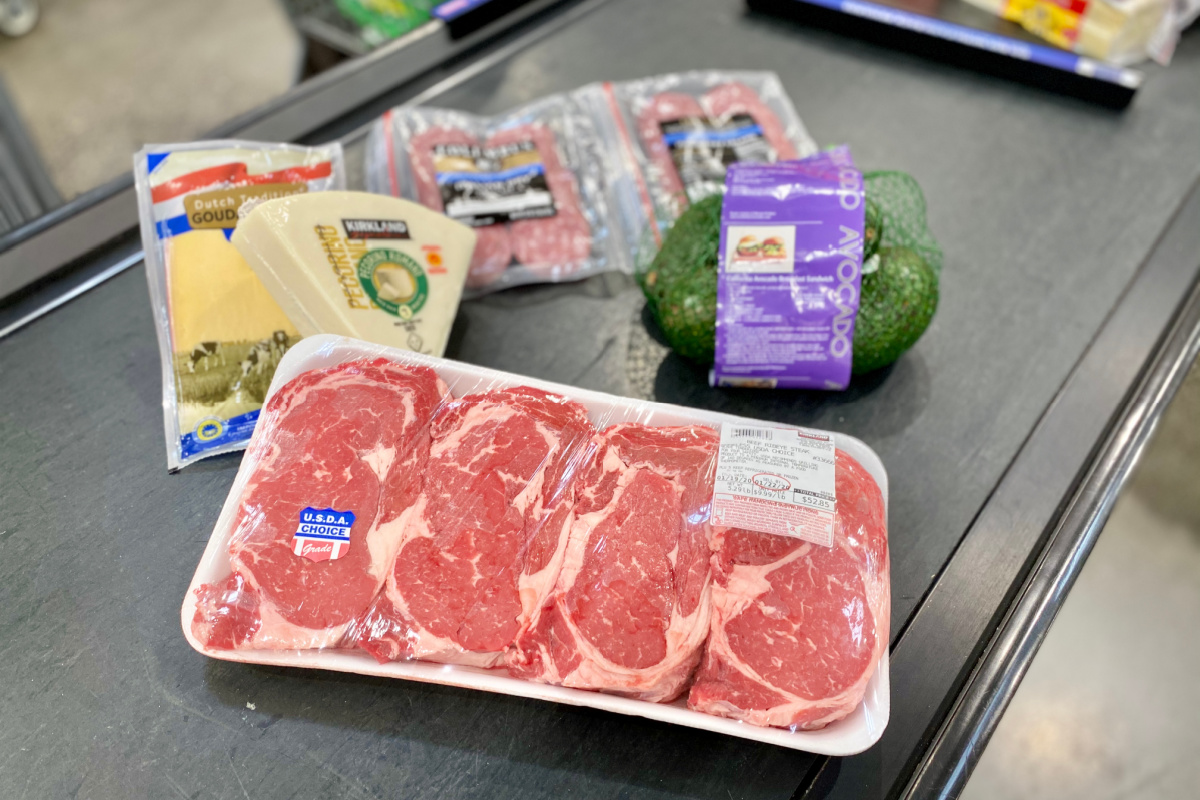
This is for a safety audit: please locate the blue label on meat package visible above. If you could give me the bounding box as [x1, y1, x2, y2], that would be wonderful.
[658, 113, 776, 203]
[661, 123, 766, 147]
[431, 140, 556, 226]
[435, 163, 546, 184]
[293, 508, 356, 563]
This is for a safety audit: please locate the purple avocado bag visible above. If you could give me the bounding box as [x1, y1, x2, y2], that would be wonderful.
[712, 146, 865, 390]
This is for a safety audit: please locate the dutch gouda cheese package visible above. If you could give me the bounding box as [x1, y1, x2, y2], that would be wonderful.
[135, 140, 345, 470]
[232, 191, 476, 359]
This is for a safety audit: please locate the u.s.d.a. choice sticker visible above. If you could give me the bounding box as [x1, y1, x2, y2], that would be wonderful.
[711, 424, 836, 546]
[293, 507, 356, 563]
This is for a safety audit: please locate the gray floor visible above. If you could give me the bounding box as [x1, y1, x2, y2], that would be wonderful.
[0, 0, 299, 200]
[961, 362, 1200, 800]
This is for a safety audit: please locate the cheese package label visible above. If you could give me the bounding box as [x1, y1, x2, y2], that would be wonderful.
[135, 141, 346, 470]
[232, 191, 476, 358]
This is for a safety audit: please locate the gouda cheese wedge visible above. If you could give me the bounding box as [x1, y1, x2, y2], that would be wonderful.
[164, 229, 298, 349]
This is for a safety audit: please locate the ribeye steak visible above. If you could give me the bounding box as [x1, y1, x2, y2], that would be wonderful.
[191, 358, 447, 650]
[353, 386, 593, 666]
[509, 423, 718, 702]
[688, 449, 888, 729]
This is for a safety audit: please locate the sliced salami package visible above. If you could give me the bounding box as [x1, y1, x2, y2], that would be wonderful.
[366, 94, 638, 295]
[580, 71, 818, 242]
[183, 333, 891, 752]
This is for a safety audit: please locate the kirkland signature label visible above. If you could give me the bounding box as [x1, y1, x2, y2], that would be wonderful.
[659, 113, 773, 203]
[342, 218, 411, 239]
[711, 424, 836, 546]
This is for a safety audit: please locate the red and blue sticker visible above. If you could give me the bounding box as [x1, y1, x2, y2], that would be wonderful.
[293, 507, 356, 563]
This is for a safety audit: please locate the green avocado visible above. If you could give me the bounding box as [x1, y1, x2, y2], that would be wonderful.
[863, 197, 883, 261]
[852, 246, 938, 374]
[639, 194, 722, 363]
[638, 190, 937, 375]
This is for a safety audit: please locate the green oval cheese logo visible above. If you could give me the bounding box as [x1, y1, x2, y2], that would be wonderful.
[357, 249, 428, 319]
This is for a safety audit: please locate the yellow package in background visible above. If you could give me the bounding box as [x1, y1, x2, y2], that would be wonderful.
[964, 0, 1178, 65]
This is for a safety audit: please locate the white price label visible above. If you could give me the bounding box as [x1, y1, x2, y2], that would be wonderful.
[711, 424, 837, 546]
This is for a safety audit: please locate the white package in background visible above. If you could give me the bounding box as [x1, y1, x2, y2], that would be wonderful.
[182, 333, 891, 750]
[133, 140, 346, 471]
[579, 71, 818, 242]
[365, 94, 638, 295]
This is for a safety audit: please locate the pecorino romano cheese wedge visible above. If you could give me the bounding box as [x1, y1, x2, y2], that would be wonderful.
[233, 191, 477, 358]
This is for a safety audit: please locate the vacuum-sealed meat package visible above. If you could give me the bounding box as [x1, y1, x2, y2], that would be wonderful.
[184, 334, 890, 753]
[366, 94, 637, 295]
[580, 71, 818, 235]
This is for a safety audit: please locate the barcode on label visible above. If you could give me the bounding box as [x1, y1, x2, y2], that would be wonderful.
[731, 427, 773, 440]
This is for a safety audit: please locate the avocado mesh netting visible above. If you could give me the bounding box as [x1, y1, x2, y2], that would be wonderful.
[635, 170, 941, 365]
[863, 171, 942, 276]
[636, 194, 722, 363]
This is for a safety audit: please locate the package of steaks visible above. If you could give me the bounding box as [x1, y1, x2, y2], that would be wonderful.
[365, 93, 639, 296]
[182, 333, 891, 754]
[579, 71, 819, 241]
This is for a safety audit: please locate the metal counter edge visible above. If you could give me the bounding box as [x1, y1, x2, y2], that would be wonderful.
[796, 177, 1200, 800]
[902, 179, 1200, 799]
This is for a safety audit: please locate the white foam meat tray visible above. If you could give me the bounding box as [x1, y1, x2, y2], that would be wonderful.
[182, 334, 890, 755]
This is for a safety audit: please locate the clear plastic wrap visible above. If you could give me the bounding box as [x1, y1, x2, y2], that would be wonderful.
[688, 449, 890, 730]
[352, 385, 595, 668]
[581, 71, 819, 242]
[133, 140, 346, 471]
[182, 334, 890, 752]
[505, 423, 722, 703]
[365, 94, 637, 295]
